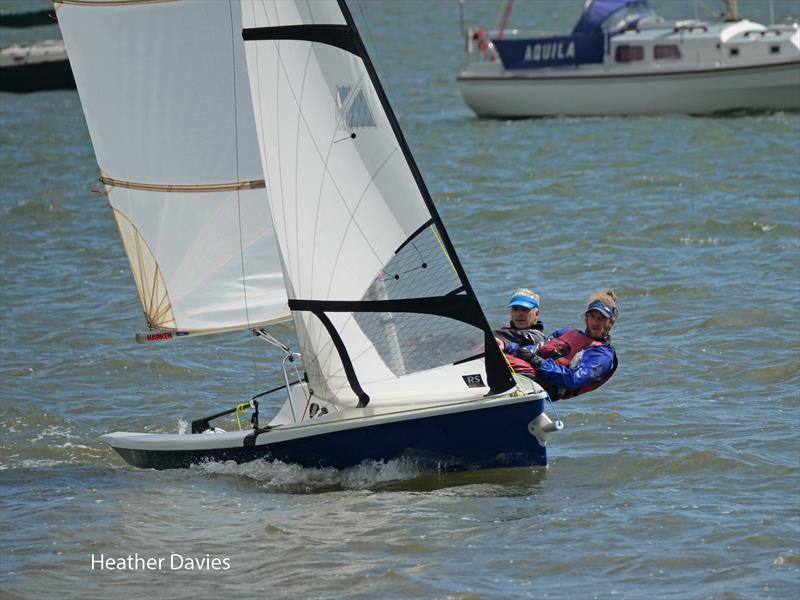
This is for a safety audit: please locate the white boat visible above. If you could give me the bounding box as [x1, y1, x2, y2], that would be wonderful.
[457, 0, 800, 117]
[57, 0, 560, 471]
[0, 40, 75, 93]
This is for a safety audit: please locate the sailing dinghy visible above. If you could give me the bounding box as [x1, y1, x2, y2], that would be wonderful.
[57, 0, 561, 471]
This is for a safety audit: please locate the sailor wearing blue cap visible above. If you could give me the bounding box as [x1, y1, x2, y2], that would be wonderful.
[494, 288, 546, 356]
[513, 289, 619, 400]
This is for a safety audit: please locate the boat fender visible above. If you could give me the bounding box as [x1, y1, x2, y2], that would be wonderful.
[474, 28, 489, 52]
[473, 28, 496, 59]
[528, 413, 564, 447]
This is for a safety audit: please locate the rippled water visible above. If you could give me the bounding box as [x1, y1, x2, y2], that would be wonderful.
[2, 1, 799, 598]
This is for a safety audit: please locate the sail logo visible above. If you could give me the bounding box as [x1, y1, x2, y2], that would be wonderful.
[524, 41, 576, 62]
[462, 374, 485, 388]
[146, 332, 174, 342]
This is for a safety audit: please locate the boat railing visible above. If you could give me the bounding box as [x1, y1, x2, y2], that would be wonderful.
[252, 327, 313, 423]
[281, 352, 306, 423]
[744, 27, 794, 37]
[673, 19, 710, 33]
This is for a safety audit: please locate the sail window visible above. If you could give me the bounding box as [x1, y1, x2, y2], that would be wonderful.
[353, 227, 483, 377]
[654, 45, 681, 60]
[615, 45, 644, 63]
[336, 86, 376, 129]
[353, 304, 484, 377]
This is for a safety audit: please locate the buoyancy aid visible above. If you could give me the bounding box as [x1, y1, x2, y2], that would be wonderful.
[504, 353, 537, 374]
[535, 329, 617, 399]
[495, 321, 545, 349]
[498, 322, 545, 374]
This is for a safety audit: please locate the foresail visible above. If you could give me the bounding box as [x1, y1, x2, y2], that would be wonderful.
[241, 0, 514, 404]
[57, 0, 289, 333]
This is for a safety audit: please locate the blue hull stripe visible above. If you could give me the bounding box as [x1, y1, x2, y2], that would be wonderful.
[112, 399, 547, 471]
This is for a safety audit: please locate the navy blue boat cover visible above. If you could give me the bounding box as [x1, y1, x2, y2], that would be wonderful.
[491, 0, 653, 70]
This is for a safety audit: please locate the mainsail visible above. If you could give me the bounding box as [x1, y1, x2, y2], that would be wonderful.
[241, 0, 514, 405]
[57, 0, 288, 333]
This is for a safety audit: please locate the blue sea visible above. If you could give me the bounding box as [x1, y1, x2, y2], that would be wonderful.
[1, 1, 799, 598]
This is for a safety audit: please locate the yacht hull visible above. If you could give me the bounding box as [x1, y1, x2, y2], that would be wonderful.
[101, 394, 548, 471]
[0, 42, 75, 93]
[458, 60, 800, 117]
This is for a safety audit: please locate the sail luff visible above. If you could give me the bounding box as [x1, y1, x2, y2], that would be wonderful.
[334, 0, 514, 394]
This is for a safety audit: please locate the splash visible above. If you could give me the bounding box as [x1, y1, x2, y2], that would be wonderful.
[751, 221, 777, 233]
[191, 456, 548, 494]
[679, 236, 722, 245]
[193, 456, 425, 493]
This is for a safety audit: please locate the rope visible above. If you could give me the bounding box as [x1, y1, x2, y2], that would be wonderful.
[545, 392, 561, 424]
[226, 0, 261, 399]
[252, 328, 292, 355]
[234, 402, 251, 431]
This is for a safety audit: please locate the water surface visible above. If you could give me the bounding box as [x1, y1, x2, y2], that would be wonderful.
[1, 1, 799, 598]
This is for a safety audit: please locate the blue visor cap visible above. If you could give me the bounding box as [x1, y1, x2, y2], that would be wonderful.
[586, 300, 618, 319]
[508, 295, 539, 310]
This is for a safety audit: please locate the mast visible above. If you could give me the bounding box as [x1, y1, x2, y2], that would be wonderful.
[726, 0, 739, 21]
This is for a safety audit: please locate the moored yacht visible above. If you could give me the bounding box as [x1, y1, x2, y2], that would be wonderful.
[0, 40, 75, 93]
[457, 0, 800, 117]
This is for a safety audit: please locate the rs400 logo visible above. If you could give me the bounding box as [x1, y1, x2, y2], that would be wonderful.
[462, 374, 485, 388]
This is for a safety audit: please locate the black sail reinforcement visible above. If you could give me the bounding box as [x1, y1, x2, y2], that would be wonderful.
[242, 24, 359, 55]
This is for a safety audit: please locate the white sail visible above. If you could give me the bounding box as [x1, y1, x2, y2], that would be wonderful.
[241, 0, 514, 405]
[57, 0, 288, 332]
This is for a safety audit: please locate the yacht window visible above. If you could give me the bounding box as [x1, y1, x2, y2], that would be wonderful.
[729, 47, 740, 57]
[654, 45, 681, 60]
[770, 45, 780, 54]
[615, 45, 644, 63]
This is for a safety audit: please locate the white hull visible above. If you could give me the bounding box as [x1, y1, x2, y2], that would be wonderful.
[0, 40, 74, 93]
[459, 7, 800, 118]
[459, 60, 800, 117]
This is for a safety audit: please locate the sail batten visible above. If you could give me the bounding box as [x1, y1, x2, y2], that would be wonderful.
[99, 175, 266, 193]
[58, 1, 181, 6]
